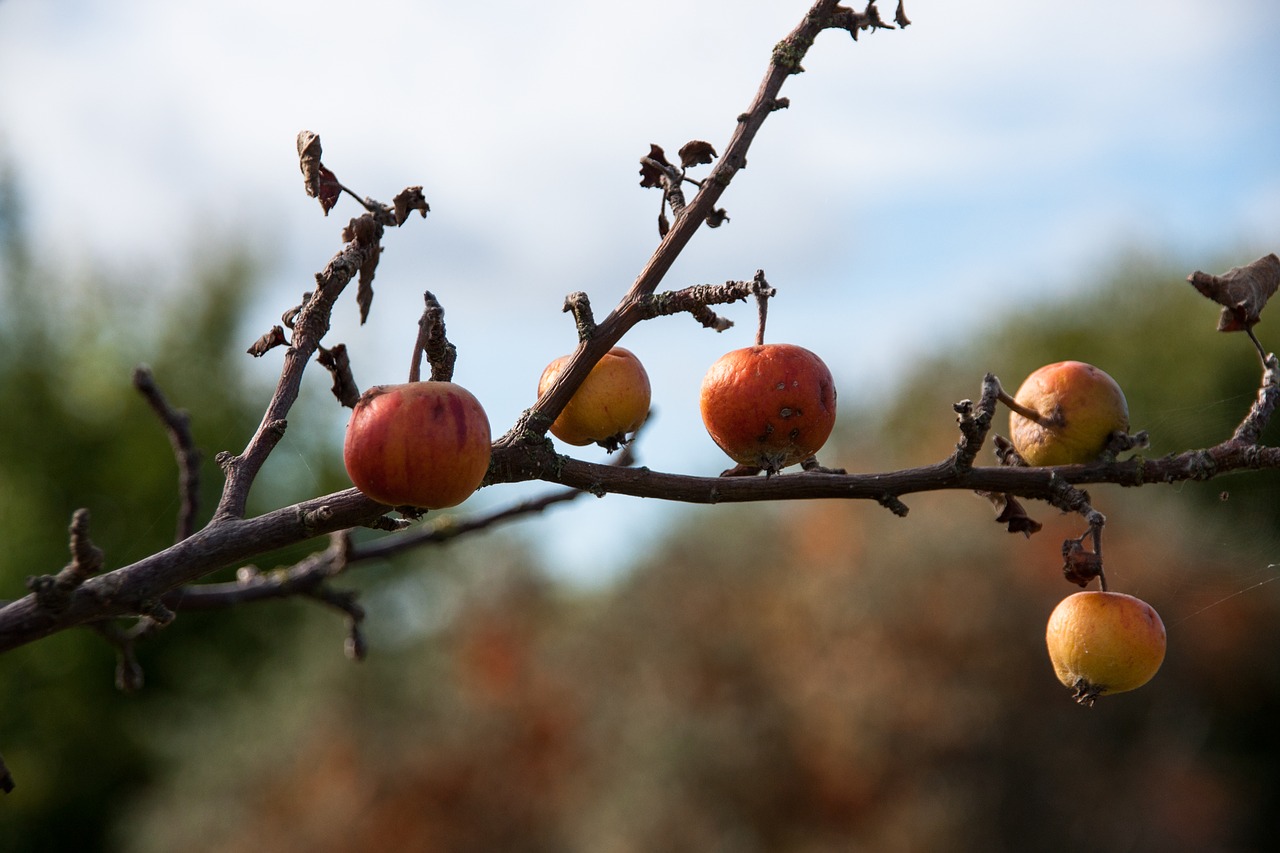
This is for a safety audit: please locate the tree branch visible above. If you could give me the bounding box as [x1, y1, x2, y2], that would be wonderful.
[498, 0, 892, 449]
[133, 365, 202, 541]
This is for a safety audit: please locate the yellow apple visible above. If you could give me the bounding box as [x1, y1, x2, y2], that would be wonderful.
[538, 347, 651, 447]
[1009, 361, 1129, 466]
[1046, 590, 1166, 705]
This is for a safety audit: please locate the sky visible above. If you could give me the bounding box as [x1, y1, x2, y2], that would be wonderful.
[1, 0, 1278, 585]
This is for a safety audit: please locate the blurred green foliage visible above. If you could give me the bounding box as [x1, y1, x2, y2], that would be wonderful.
[0, 173, 350, 851]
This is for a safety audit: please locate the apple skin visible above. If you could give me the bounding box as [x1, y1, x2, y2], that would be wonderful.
[343, 381, 491, 508]
[1010, 361, 1129, 466]
[699, 343, 837, 472]
[538, 347, 651, 446]
[1046, 590, 1166, 705]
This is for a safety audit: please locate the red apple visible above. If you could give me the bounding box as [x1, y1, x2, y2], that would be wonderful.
[343, 381, 491, 508]
[699, 343, 837, 473]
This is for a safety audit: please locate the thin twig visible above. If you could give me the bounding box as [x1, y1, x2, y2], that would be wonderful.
[133, 365, 202, 541]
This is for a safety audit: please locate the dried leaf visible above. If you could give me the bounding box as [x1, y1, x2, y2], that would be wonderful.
[895, 1, 912, 27]
[317, 343, 360, 408]
[980, 491, 1043, 537]
[1062, 539, 1103, 588]
[317, 164, 341, 215]
[393, 186, 430, 225]
[297, 130, 322, 198]
[357, 243, 380, 325]
[281, 301, 304, 330]
[658, 211, 670, 238]
[1188, 253, 1280, 332]
[678, 140, 718, 169]
[705, 207, 730, 228]
[342, 215, 378, 245]
[247, 325, 288, 357]
[639, 144, 672, 189]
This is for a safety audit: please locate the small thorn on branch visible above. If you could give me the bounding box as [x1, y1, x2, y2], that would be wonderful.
[952, 373, 1002, 472]
[563, 292, 597, 342]
[409, 291, 457, 383]
[877, 494, 910, 517]
[992, 434, 1027, 467]
[800, 456, 847, 475]
[1104, 429, 1149, 457]
[28, 509, 105, 612]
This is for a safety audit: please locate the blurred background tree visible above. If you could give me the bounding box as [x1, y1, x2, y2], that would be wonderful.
[0, 172, 351, 851]
[3, 163, 1279, 849]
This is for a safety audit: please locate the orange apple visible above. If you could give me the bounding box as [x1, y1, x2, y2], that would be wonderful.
[538, 347, 651, 447]
[343, 381, 491, 508]
[1046, 590, 1166, 705]
[699, 343, 836, 473]
[1009, 361, 1129, 466]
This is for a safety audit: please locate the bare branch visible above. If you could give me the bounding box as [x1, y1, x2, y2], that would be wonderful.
[25, 509, 105, 613]
[408, 291, 457, 383]
[133, 365, 202, 541]
[217, 222, 384, 520]
[502, 0, 885, 450]
[563, 292, 597, 342]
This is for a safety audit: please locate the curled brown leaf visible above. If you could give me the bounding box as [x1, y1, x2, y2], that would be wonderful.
[639, 144, 672, 189]
[1188, 253, 1280, 332]
[317, 344, 360, 408]
[316, 165, 341, 215]
[393, 187, 430, 225]
[705, 207, 730, 228]
[297, 130, 322, 198]
[247, 325, 288, 357]
[678, 140, 718, 169]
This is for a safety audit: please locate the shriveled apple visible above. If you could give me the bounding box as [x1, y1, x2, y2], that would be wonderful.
[699, 343, 836, 473]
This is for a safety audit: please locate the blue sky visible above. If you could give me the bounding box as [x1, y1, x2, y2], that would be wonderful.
[2, 1, 1277, 583]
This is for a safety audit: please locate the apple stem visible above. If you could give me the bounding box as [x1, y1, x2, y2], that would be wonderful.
[1246, 326, 1271, 367]
[995, 384, 1052, 426]
[1091, 523, 1108, 592]
[751, 270, 776, 347]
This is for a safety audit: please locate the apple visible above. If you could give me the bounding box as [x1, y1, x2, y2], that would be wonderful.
[343, 381, 491, 508]
[538, 347, 651, 447]
[699, 343, 836, 473]
[1008, 360, 1129, 466]
[1045, 590, 1166, 706]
